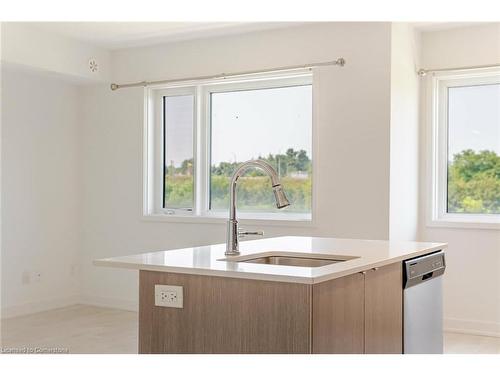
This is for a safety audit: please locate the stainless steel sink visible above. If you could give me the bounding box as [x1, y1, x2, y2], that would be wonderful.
[219, 252, 358, 268]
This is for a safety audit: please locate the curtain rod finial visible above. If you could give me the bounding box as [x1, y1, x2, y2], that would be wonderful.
[110, 83, 119, 91]
[336, 57, 346, 67]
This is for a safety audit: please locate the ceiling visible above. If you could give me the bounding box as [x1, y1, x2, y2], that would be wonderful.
[26, 22, 492, 50]
[27, 22, 301, 50]
[411, 21, 492, 31]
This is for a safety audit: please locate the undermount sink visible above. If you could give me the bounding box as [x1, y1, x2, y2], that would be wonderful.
[220, 252, 358, 268]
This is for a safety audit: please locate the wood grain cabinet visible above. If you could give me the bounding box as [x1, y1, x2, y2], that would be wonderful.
[364, 263, 403, 354]
[139, 262, 402, 354]
[312, 272, 365, 353]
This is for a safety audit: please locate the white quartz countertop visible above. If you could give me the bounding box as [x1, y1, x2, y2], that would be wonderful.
[94, 236, 447, 284]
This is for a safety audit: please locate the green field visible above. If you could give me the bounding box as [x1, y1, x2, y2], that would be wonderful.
[165, 174, 311, 213]
[164, 149, 499, 215]
[210, 175, 311, 212]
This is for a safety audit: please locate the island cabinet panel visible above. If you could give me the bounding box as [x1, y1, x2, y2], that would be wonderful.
[139, 263, 404, 354]
[139, 271, 311, 354]
[311, 273, 365, 353]
[364, 263, 403, 354]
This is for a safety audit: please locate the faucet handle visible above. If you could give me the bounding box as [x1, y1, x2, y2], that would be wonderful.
[238, 229, 264, 238]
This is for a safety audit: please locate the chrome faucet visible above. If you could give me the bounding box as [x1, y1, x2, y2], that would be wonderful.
[225, 159, 290, 256]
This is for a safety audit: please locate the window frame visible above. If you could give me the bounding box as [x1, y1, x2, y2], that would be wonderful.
[156, 87, 197, 214]
[143, 70, 315, 225]
[426, 68, 500, 229]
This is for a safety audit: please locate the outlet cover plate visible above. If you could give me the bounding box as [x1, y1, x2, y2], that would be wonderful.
[154, 284, 183, 308]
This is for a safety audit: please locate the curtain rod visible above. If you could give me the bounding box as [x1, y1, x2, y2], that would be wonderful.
[110, 58, 346, 91]
[417, 63, 500, 76]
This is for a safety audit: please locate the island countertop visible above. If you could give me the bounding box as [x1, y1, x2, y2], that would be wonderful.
[94, 236, 447, 284]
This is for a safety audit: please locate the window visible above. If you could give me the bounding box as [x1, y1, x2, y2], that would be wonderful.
[428, 69, 500, 228]
[163, 94, 194, 211]
[145, 72, 313, 222]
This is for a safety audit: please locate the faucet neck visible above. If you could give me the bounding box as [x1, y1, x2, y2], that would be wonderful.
[226, 159, 286, 256]
[228, 159, 280, 222]
[226, 219, 239, 255]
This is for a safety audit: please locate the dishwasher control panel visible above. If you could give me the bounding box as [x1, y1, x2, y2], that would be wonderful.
[404, 251, 445, 288]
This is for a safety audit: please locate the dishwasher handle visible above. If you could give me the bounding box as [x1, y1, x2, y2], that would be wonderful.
[404, 251, 446, 289]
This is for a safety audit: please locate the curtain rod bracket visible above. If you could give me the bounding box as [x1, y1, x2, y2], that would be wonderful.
[417, 69, 427, 77]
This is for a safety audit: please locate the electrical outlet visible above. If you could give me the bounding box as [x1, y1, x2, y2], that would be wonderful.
[33, 271, 42, 283]
[155, 285, 183, 308]
[22, 270, 42, 285]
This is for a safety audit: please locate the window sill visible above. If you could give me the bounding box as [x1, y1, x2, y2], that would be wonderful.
[141, 212, 314, 227]
[427, 214, 500, 230]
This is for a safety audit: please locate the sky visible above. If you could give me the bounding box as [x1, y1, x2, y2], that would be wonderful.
[164, 95, 194, 167]
[211, 85, 312, 165]
[448, 83, 500, 160]
[164, 85, 312, 167]
[164, 82, 499, 167]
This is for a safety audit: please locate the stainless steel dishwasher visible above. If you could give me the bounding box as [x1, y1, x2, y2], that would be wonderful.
[403, 251, 446, 354]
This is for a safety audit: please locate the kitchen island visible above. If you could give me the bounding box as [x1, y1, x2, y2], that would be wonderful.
[94, 236, 446, 354]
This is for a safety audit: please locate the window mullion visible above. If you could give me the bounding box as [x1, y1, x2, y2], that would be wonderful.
[195, 85, 209, 216]
[438, 81, 449, 220]
[154, 91, 165, 215]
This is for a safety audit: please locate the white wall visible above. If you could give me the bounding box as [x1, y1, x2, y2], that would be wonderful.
[79, 22, 393, 309]
[389, 23, 420, 241]
[0, 22, 107, 318]
[419, 23, 500, 337]
[421, 23, 500, 70]
[1, 67, 81, 317]
[0, 24, 3, 328]
[1, 23, 110, 83]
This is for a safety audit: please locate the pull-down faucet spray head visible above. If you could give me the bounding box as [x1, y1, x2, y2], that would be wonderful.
[273, 184, 290, 209]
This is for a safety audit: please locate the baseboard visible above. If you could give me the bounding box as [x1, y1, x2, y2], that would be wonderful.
[1, 295, 80, 319]
[2, 294, 138, 319]
[444, 317, 500, 338]
[79, 294, 138, 312]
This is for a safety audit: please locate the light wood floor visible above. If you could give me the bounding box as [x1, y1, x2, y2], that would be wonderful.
[444, 332, 500, 354]
[1, 305, 138, 354]
[1, 305, 499, 354]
